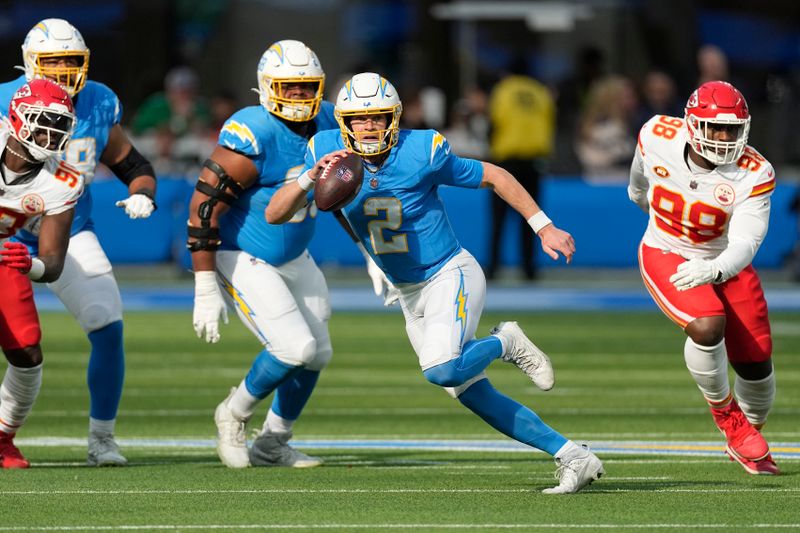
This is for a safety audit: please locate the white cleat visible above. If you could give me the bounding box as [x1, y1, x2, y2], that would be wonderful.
[542, 445, 604, 494]
[87, 432, 128, 467]
[214, 388, 250, 468]
[491, 321, 555, 390]
[249, 431, 322, 468]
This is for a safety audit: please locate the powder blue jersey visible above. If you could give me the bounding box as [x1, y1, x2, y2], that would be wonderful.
[217, 101, 337, 265]
[0, 75, 121, 245]
[305, 129, 484, 283]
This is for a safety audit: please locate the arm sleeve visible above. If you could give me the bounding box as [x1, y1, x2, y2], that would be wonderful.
[627, 141, 650, 213]
[714, 195, 771, 281]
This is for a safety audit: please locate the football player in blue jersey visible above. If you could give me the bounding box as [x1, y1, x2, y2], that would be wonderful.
[267, 73, 605, 494]
[0, 19, 158, 466]
[188, 40, 378, 468]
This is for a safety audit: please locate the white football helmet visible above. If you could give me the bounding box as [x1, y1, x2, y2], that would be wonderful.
[255, 40, 325, 122]
[335, 73, 403, 156]
[21, 19, 90, 97]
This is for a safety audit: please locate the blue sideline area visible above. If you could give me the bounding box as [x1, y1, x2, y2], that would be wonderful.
[90, 176, 800, 271]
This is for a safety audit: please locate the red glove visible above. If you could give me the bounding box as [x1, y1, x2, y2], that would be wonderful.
[0, 242, 32, 273]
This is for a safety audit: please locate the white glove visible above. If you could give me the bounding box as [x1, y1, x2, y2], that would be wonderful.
[358, 243, 399, 307]
[669, 258, 721, 291]
[193, 270, 228, 343]
[116, 193, 155, 219]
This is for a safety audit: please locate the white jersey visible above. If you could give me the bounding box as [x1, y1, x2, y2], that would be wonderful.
[0, 127, 84, 241]
[629, 115, 774, 280]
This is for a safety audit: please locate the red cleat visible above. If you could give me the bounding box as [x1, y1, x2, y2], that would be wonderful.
[710, 399, 769, 461]
[727, 451, 780, 475]
[0, 432, 30, 469]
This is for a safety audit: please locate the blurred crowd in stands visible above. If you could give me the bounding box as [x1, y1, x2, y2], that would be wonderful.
[114, 43, 800, 280]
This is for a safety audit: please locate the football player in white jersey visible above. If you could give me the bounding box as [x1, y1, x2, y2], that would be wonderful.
[629, 80, 779, 475]
[0, 79, 83, 468]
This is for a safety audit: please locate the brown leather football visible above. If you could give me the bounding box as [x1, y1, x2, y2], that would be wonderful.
[314, 152, 364, 211]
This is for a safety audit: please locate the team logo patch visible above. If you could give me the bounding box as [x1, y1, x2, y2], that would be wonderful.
[713, 183, 735, 206]
[653, 166, 670, 178]
[335, 166, 354, 183]
[21, 194, 44, 214]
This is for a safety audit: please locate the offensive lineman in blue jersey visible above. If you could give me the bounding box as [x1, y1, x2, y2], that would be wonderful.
[0, 19, 158, 466]
[268, 73, 605, 494]
[188, 40, 359, 469]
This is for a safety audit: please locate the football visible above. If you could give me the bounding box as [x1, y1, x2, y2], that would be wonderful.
[314, 152, 364, 212]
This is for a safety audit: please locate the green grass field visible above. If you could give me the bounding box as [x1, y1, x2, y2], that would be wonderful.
[4, 310, 799, 531]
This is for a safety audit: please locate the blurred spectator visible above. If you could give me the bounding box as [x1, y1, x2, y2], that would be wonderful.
[634, 70, 683, 131]
[696, 44, 729, 86]
[486, 61, 555, 280]
[400, 88, 432, 129]
[130, 66, 213, 176]
[132, 66, 211, 136]
[575, 75, 638, 183]
[208, 90, 239, 135]
[442, 86, 489, 159]
[553, 46, 606, 174]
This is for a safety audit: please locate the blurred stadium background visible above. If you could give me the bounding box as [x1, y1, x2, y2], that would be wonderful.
[1, 0, 799, 299]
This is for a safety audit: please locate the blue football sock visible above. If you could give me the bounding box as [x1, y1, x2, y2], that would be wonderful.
[423, 337, 503, 387]
[87, 320, 125, 421]
[244, 349, 301, 400]
[458, 378, 567, 455]
[272, 368, 321, 421]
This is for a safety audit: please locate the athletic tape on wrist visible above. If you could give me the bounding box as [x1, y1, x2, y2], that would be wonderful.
[527, 211, 552, 234]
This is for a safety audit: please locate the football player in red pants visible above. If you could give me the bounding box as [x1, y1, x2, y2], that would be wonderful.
[630, 80, 779, 475]
[0, 79, 82, 468]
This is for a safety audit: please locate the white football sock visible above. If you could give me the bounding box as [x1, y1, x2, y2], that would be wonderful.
[0, 363, 42, 434]
[683, 337, 730, 404]
[553, 440, 582, 460]
[227, 381, 259, 421]
[89, 418, 116, 435]
[263, 408, 294, 436]
[734, 372, 775, 427]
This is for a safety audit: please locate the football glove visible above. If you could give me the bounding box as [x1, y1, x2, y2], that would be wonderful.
[193, 270, 228, 343]
[0, 242, 32, 273]
[669, 258, 722, 291]
[116, 193, 156, 219]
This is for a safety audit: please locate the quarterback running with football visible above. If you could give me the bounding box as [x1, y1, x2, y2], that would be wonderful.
[188, 40, 358, 469]
[0, 79, 83, 468]
[0, 18, 159, 466]
[267, 72, 604, 494]
[629, 80, 779, 475]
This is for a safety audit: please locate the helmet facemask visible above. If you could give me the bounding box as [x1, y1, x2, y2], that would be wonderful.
[260, 76, 324, 122]
[11, 102, 76, 161]
[686, 114, 750, 165]
[26, 51, 90, 97]
[335, 108, 402, 156]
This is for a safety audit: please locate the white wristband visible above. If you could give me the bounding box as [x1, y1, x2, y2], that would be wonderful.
[527, 211, 553, 234]
[27, 257, 45, 281]
[296, 170, 315, 191]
